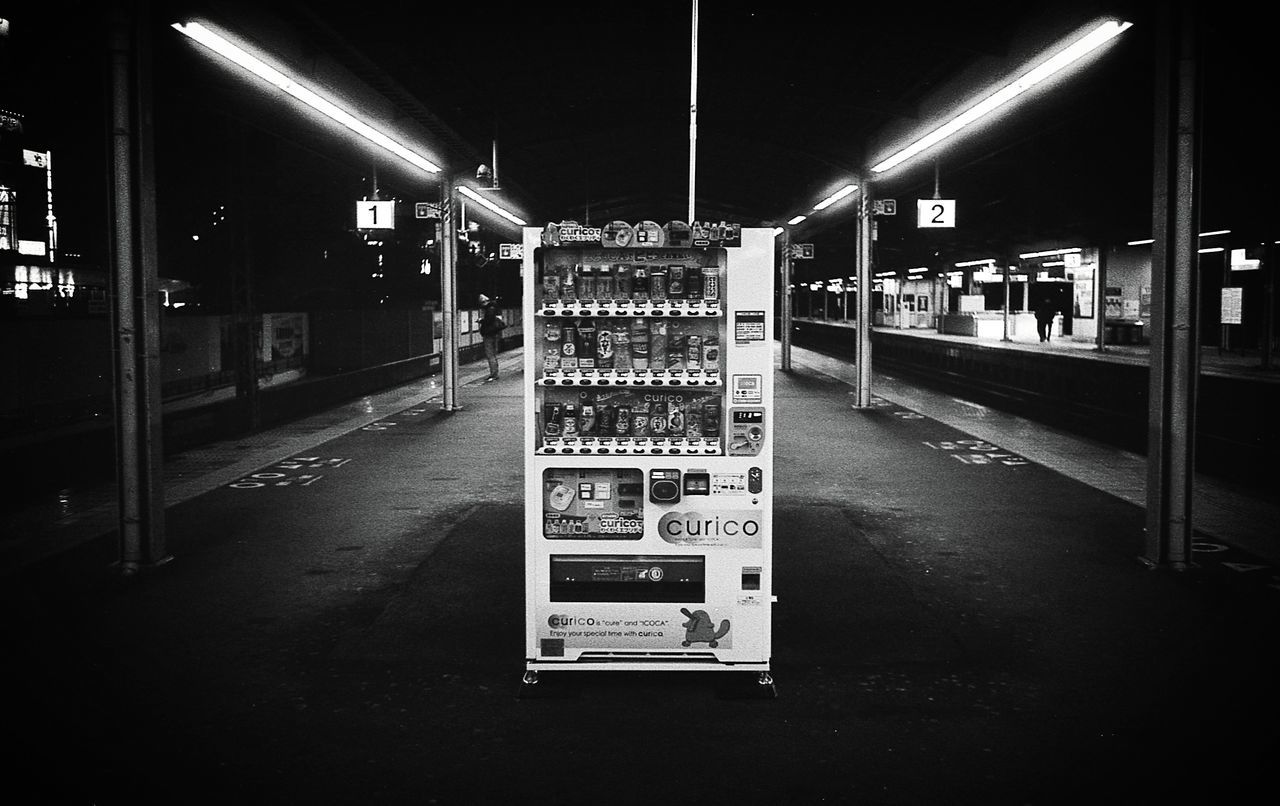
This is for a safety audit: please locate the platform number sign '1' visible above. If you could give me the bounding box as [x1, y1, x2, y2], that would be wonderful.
[356, 200, 396, 230]
[916, 199, 956, 229]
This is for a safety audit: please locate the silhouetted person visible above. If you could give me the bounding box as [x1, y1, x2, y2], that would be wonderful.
[1034, 298, 1057, 343]
[478, 295, 505, 380]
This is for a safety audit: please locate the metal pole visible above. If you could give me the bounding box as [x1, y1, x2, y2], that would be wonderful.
[1002, 259, 1011, 341]
[781, 229, 792, 371]
[1145, 0, 1200, 568]
[687, 0, 699, 224]
[1097, 246, 1108, 352]
[109, 3, 142, 573]
[855, 184, 873, 407]
[441, 174, 460, 410]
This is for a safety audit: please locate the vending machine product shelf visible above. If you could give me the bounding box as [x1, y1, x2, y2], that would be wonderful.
[522, 221, 775, 691]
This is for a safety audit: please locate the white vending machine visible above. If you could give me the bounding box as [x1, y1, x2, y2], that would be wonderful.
[522, 220, 774, 693]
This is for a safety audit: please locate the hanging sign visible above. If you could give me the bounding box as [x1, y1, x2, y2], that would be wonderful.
[356, 200, 395, 230]
[1221, 287, 1243, 325]
[917, 199, 956, 228]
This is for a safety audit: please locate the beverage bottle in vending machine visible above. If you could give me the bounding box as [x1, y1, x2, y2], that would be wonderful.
[616, 265, 634, 298]
[560, 322, 578, 369]
[544, 402, 564, 436]
[630, 319, 650, 369]
[701, 267, 720, 303]
[615, 403, 632, 436]
[561, 264, 578, 300]
[684, 266, 702, 300]
[597, 265, 615, 300]
[632, 266, 649, 301]
[649, 267, 668, 300]
[598, 404, 616, 435]
[686, 334, 702, 370]
[562, 401, 579, 436]
[576, 321, 597, 369]
[577, 264, 596, 300]
[596, 325, 615, 369]
[578, 392, 597, 436]
[542, 266, 560, 301]
[666, 331, 686, 370]
[613, 325, 632, 369]
[649, 320, 668, 364]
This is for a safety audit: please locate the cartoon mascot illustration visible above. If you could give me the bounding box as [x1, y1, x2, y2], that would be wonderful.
[679, 608, 730, 648]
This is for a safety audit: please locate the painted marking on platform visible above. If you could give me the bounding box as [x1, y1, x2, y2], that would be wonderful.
[1192, 541, 1229, 553]
[1221, 562, 1271, 574]
[924, 439, 1030, 467]
[227, 457, 349, 489]
[362, 421, 400, 431]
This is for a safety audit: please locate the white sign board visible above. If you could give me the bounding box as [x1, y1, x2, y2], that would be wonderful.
[1221, 287, 1243, 324]
[356, 200, 395, 230]
[917, 199, 956, 228]
[499, 243, 525, 260]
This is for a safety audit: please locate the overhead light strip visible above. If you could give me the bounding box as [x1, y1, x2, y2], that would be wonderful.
[457, 186, 526, 226]
[813, 184, 858, 211]
[870, 19, 1132, 174]
[1019, 247, 1081, 259]
[787, 215, 808, 225]
[172, 22, 443, 175]
[1128, 229, 1231, 246]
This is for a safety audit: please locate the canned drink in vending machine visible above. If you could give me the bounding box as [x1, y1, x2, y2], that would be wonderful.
[667, 401, 685, 434]
[598, 404, 616, 435]
[648, 401, 668, 436]
[560, 322, 578, 369]
[684, 266, 702, 300]
[666, 333, 686, 370]
[685, 399, 703, 437]
[702, 336, 720, 372]
[630, 400, 650, 437]
[614, 404, 632, 436]
[630, 319, 650, 368]
[701, 267, 720, 302]
[702, 398, 721, 437]
[544, 402, 564, 436]
[667, 265, 685, 299]
[686, 334, 702, 370]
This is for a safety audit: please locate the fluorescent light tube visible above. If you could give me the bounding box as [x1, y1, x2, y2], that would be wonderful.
[172, 22, 442, 175]
[813, 184, 858, 211]
[457, 186, 526, 226]
[870, 19, 1132, 174]
[1019, 247, 1081, 259]
[787, 215, 808, 225]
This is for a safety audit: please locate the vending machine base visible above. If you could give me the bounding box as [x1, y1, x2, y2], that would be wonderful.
[517, 668, 777, 700]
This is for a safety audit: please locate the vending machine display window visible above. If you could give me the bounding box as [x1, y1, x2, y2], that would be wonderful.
[543, 468, 644, 539]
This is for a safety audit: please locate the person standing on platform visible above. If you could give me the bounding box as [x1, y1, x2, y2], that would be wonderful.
[478, 294, 505, 381]
[1034, 297, 1058, 343]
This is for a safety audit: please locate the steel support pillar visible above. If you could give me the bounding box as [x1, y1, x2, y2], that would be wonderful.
[1144, 1, 1201, 568]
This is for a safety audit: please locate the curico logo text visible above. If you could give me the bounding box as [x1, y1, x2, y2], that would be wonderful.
[548, 615, 595, 629]
[659, 511, 759, 538]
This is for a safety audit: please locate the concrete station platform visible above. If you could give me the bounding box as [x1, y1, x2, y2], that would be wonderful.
[4, 344, 1278, 804]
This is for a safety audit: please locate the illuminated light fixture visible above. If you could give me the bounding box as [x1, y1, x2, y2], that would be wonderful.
[457, 186, 526, 226]
[874, 270, 897, 277]
[1019, 247, 1081, 259]
[1198, 246, 1224, 254]
[908, 267, 929, 274]
[773, 227, 785, 236]
[787, 215, 808, 225]
[870, 19, 1132, 174]
[955, 258, 996, 267]
[171, 22, 442, 175]
[813, 184, 858, 211]
[1128, 229, 1231, 246]
[1042, 260, 1066, 267]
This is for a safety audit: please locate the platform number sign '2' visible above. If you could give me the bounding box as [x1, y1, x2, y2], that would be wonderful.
[916, 199, 956, 229]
